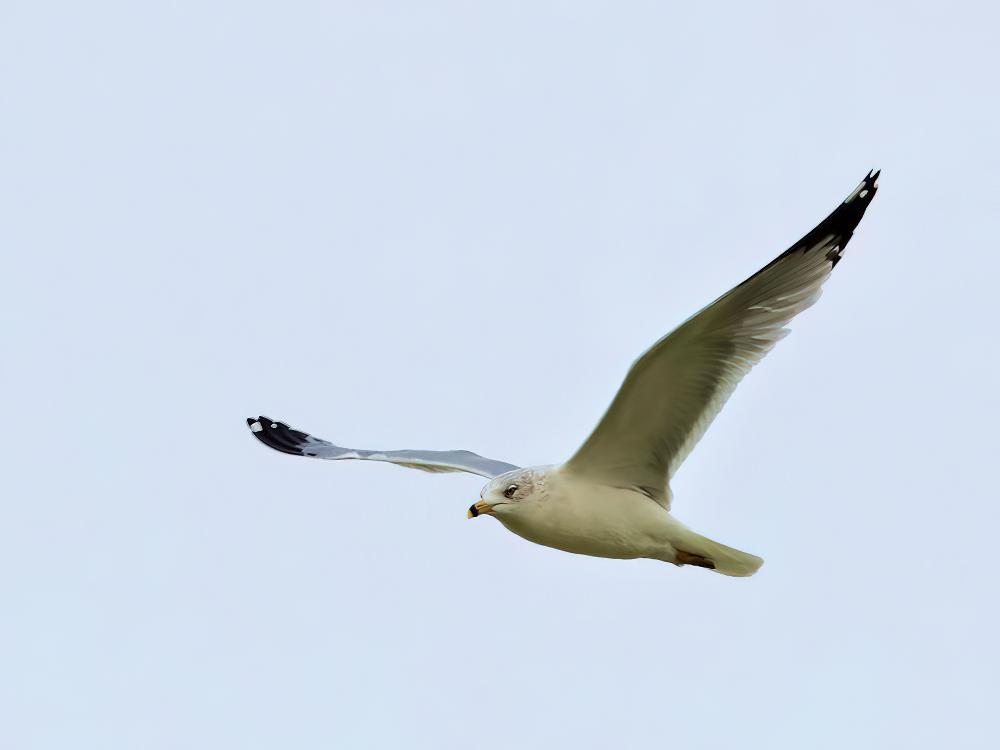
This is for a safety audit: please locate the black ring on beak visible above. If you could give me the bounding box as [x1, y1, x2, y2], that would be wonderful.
[468, 503, 480, 517]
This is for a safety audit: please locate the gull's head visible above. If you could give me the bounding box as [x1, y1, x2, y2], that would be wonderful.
[468, 467, 547, 519]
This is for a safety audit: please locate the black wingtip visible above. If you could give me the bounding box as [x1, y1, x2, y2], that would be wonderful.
[735, 170, 880, 285]
[862, 168, 880, 195]
[802, 169, 880, 267]
[845, 168, 880, 205]
[246, 415, 313, 456]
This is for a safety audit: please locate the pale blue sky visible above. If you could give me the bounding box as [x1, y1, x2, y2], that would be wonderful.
[2, 2, 998, 748]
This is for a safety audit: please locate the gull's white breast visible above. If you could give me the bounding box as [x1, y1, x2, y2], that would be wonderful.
[494, 467, 682, 560]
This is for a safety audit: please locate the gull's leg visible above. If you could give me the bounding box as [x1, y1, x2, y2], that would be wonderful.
[675, 550, 716, 570]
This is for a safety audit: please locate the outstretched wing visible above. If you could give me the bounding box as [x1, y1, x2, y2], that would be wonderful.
[247, 416, 519, 479]
[564, 170, 880, 508]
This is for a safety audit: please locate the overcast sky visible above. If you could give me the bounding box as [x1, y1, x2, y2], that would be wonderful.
[3, 2, 998, 748]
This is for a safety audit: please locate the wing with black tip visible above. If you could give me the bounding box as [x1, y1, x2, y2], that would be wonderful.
[246, 416, 519, 479]
[564, 171, 880, 508]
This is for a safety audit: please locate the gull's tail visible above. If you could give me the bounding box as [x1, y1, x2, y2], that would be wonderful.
[674, 527, 764, 577]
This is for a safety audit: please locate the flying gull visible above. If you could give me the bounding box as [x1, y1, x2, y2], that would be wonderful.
[248, 170, 879, 576]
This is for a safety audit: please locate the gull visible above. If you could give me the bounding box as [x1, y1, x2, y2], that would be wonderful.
[248, 171, 879, 576]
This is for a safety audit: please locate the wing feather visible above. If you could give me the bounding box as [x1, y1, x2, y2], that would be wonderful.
[247, 416, 519, 479]
[563, 171, 880, 507]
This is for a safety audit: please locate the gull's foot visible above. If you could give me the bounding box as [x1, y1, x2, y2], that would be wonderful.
[675, 551, 716, 570]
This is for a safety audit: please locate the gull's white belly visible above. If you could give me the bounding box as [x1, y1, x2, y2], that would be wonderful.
[494, 476, 681, 560]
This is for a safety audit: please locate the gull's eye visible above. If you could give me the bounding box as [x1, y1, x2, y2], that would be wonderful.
[503, 484, 518, 499]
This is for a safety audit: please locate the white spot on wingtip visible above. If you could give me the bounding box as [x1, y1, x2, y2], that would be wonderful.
[845, 180, 866, 203]
[859, 189, 869, 198]
[250, 421, 263, 432]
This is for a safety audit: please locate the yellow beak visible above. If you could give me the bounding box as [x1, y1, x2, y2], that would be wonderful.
[467, 499, 493, 518]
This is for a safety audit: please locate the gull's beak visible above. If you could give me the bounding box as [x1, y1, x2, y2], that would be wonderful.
[467, 500, 493, 519]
